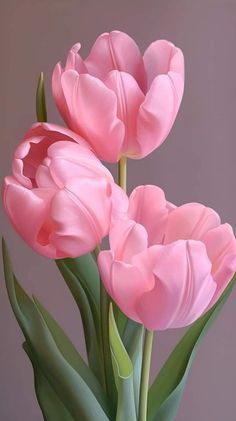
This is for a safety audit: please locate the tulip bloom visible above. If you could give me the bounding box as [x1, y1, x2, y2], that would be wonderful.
[98, 185, 236, 330]
[3, 123, 123, 258]
[52, 30, 184, 162]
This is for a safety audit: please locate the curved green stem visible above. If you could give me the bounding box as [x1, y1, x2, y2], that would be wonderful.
[139, 329, 154, 421]
[118, 156, 127, 192]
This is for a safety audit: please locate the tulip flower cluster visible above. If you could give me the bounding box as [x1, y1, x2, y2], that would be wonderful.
[2, 30, 236, 421]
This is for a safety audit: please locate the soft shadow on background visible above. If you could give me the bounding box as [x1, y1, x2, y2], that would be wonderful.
[1, 1, 236, 420]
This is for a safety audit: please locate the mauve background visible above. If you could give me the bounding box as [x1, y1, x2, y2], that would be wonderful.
[1, 0, 236, 420]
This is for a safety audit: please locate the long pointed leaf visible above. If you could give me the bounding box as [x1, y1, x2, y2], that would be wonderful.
[56, 259, 102, 380]
[148, 275, 236, 421]
[59, 255, 100, 330]
[2, 239, 109, 420]
[32, 295, 108, 412]
[23, 342, 73, 421]
[109, 304, 137, 421]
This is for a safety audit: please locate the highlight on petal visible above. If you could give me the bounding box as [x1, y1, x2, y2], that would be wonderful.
[203, 223, 236, 306]
[128, 185, 170, 245]
[85, 30, 146, 90]
[136, 240, 215, 330]
[60, 71, 125, 162]
[164, 203, 221, 244]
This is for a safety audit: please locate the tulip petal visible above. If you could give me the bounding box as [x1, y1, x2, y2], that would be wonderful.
[60, 71, 124, 162]
[12, 123, 90, 188]
[164, 203, 220, 244]
[104, 70, 145, 156]
[52, 62, 71, 125]
[136, 240, 215, 330]
[41, 141, 113, 188]
[3, 177, 57, 257]
[143, 40, 184, 89]
[97, 250, 114, 297]
[203, 224, 236, 305]
[137, 73, 181, 158]
[110, 219, 148, 263]
[85, 31, 146, 90]
[24, 122, 88, 146]
[110, 260, 150, 322]
[50, 177, 111, 257]
[65, 43, 88, 73]
[128, 185, 170, 246]
[110, 184, 129, 220]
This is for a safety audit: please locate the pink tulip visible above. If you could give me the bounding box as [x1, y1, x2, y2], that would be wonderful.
[52, 31, 184, 162]
[98, 185, 236, 330]
[3, 123, 124, 258]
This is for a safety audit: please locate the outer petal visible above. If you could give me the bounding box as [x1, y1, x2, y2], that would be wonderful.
[203, 224, 236, 306]
[110, 184, 129, 221]
[23, 122, 89, 146]
[136, 40, 184, 158]
[164, 203, 220, 244]
[109, 219, 148, 263]
[52, 63, 72, 125]
[3, 177, 57, 258]
[109, 259, 150, 322]
[136, 73, 182, 158]
[65, 43, 88, 73]
[50, 177, 112, 257]
[128, 185, 170, 245]
[60, 71, 124, 162]
[85, 31, 146, 90]
[136, 240, 216, 330]
[143, 39, 184, 89]
[97, 250, 114, 296]
[104, 70, 145, 156]
[12, 123, 91, 188]
[36, 141, 114, 189]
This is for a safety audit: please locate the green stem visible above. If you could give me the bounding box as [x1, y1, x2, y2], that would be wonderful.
[100, 282, 110, 392]
[139, 329, 154, 421]
[96, 245, 117, 414]
[118, 156, 127, 192]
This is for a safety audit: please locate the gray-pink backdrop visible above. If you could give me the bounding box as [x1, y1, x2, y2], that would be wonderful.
[1, 1, 236, 420]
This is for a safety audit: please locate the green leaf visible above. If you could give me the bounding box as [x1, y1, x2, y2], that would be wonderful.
[113, 302, 128, 337]
[58, 255, 100, 331]
[23, 342, 73, 421]
[36, 72, 47, 122]
[32, 295, 107, 411]
[55, 259, 102, 380]
[109, 303, 133, 379]
[122, 320, 144, 415]
[2, 239, 109, 420]
[148, 275, 236, 421]
[109, 304, 137, 421]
